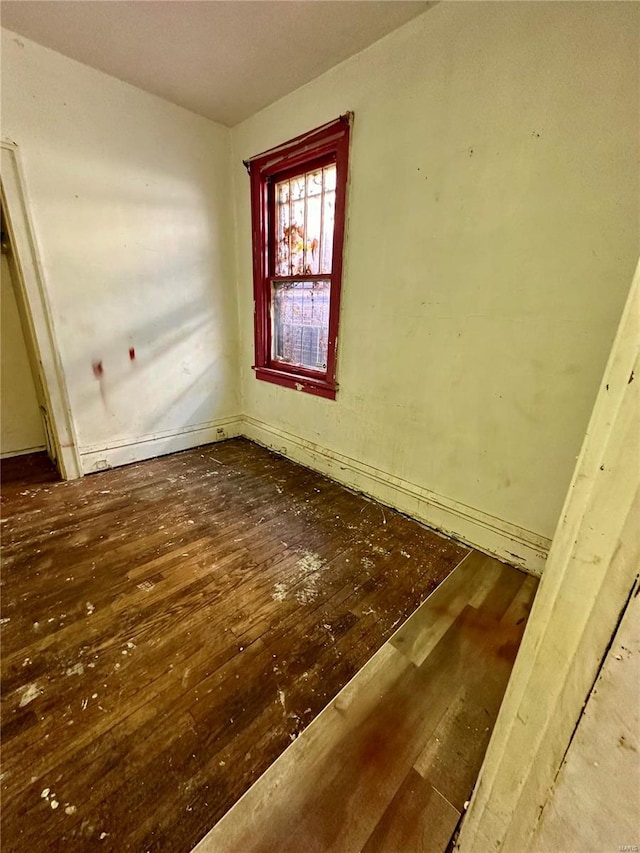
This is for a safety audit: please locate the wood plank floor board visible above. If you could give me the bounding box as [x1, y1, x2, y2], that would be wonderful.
[0, 440, 469, 851]
[413, 669, 507, 811]
[388, 551, 480, 667]
[1, 569, 248, 771]
[362, 770, 460, 853]
[15, 634, 279, 846]
[194, 565, 537, 853]
[3, 536, 376, 784]
[387, 550, 521, 669]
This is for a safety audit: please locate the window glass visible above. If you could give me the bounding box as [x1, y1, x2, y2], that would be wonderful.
[272, 280, 330, 370]
[275, 165, 336, 277]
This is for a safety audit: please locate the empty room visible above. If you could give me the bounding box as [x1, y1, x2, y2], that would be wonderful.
[1, 2, 638, 851]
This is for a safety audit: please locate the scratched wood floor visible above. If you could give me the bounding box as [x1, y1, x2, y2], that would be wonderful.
[0, 439, 469, 852]
[195, 551, 538, 853]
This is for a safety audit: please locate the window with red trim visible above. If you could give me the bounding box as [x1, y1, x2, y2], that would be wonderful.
[245, 115, 351, 400]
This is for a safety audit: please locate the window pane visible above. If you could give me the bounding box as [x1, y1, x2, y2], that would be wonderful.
[321, 188, 335, 274]
[275, 164, 336, 277]
[275, 182, 290, 276]
[305, 193, 321, 275]
[272, 280, 330, 371]
[290, 199, 305, 275]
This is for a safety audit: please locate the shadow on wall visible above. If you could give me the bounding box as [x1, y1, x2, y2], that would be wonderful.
[31, 139, 238, 447]
[73, 294, 233, 440]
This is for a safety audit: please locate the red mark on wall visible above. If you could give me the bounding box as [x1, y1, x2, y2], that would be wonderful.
[129, 347, 136, 361]
[92, 359, 108, 409]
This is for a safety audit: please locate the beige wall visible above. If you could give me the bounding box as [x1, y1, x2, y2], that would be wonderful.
[232, 1, 639, 544]
[1, 29, 240, 471]
[0, 252, 45, 456]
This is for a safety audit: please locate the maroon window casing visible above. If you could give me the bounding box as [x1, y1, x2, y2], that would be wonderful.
[245, 114, 352, 400]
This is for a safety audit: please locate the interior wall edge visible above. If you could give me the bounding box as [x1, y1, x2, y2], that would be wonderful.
[241, 415, 549, 576]
[79, 415, 243, 474]
[0, 141, 83, 480]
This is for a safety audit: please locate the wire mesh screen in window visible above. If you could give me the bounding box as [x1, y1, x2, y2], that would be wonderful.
[275, 165, 336, 276]
[272, 280, 330, 370]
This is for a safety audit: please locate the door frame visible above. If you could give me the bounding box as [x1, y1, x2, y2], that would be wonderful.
[1, 141, 82, 479]
[456, 258, 640, 851]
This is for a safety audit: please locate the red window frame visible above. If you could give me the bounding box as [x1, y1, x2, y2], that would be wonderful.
[246, 114, 351, 400]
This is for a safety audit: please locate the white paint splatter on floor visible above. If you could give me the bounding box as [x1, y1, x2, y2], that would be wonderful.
[295, 587, 317, 605]
[66, 663, 84, 677]
[272, 583, 288, 602]
[296, 552, 325, 575]
[323, 623, 336, 643]
[294, 551, 327, 604]
[19, 683, 43, 707]
[271, 551, 328, 604]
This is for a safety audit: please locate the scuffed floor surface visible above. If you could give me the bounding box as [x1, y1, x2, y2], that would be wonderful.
[194, 552, 538, 853]
[0, 439, 468, 851]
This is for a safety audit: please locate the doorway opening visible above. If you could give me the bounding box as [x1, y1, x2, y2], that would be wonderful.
[0, 142, 81, 480]
[1, 199, 53, 464]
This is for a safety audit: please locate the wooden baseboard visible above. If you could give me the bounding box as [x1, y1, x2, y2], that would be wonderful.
[78, 412, 550, 574]
[0, 444, 47, 459]
[242, 416, 549, 576]
[79, 417, 243, 474]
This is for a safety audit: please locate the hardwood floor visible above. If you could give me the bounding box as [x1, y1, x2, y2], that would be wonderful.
[0, 440, 469, 852]
[195, 552, 538, 853]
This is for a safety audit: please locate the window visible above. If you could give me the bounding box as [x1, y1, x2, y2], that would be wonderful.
[245, 114, 351, 399]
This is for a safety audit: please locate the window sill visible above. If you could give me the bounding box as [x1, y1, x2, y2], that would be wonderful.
[253, 366, 336, 400]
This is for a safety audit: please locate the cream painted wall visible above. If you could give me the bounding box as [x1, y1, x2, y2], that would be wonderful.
[0, 252, 46, 456]
[232, 1, 639, 542]
[1, 29, 240, 470]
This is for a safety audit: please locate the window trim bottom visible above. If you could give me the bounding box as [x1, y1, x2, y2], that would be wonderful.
[252, 365, 336, 400]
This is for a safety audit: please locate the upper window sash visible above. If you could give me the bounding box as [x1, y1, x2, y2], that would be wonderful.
[243, 114, 351, 178]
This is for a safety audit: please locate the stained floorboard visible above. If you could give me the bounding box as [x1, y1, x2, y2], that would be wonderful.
[0, 439, 468, 851]
[194, 551, 537, 853]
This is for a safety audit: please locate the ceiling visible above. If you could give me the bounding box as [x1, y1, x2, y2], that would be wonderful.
[1, 1, 430, 126]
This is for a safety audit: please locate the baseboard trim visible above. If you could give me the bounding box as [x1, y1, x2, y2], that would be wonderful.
[78, 413, 550, 574]
[242, 416, 549, 576]
[79, 416, 243, 474]
[0, 444, 47, 459]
